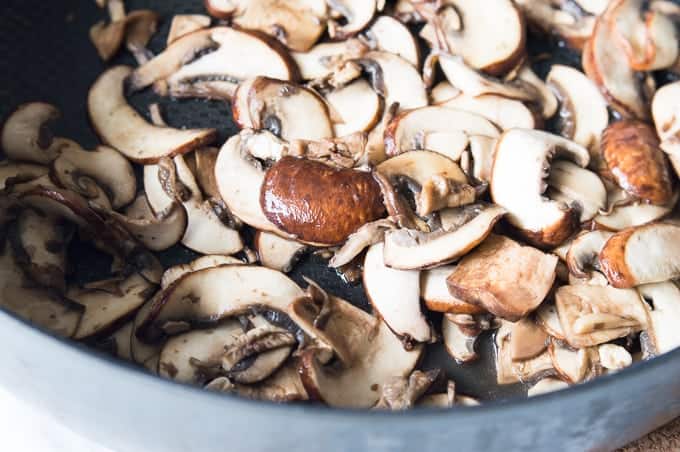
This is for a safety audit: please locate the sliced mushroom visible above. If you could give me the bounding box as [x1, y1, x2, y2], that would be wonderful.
[495, 320, 556, 385]
[191, 147, 222, 200]
[515, 0, 596, 51]
[373, 370, 439, 410]
[161, 255, 243, 290]
[510, 317, 548, 362]
[536, 301, 567, 341]
[566, 230, 614, 278]
[527, 377, 569, 397]
[442, 315, 480, 363]
[52, 140, 137, 210]
[167, 14, 211, 45]
[363, 242, 432, 344]
[555, 284, 648, 348]
[638, 282, 680, 355]
[233, 76, 333, 141]
[384, 106, 499, 158]
[136, 265, 303, 343]
[0, 162, 48, 190]
[598, 343, 632, 371]
[261, 156, 385, 245]
[291, 39, 368, 81]
[359, 51, 428, 111]
[325, 79, 383, 137]
[593, 187, 677, 231]
[601, 120, 674, 205]
[103, 321, 134, 361]
[517, 65, 558, 120]
[364, 15, 420, 67]
[546, 160, 608, 223]
[127, 27, 299, 99]
[447, 234, 558, 321]
[89, 66, 216, 163]
[124, 10, 160, 65]
[420, 0, 525, 76]
[599, 222, 680, 288]
[1, 103, 61, 164]
[327, 0, 377, 39]
[254, 231, 307, 273]
[329, 218, 394, 268]
[547, 65, 609, 163]
[421, 266, 484, 315]
[652, 81, 680, 177]
[90, 19, 126, 61]
[382, 204, 506, 271]
[548, 341, 590, 383]
[491, 129, 590, 247]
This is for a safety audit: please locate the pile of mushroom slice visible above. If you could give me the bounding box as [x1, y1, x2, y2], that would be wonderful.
[3, 0, 680, 410]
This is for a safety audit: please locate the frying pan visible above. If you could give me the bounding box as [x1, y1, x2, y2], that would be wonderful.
[0, 1, 678, 451]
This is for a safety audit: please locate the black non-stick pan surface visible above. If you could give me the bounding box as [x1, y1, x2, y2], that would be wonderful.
[0, 0, 674, 403]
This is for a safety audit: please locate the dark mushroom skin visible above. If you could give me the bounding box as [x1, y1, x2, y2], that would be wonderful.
[260, 156, 385, 245]
[601, 120, 674, 205]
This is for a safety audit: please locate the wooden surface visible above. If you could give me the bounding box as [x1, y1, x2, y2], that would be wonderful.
[620, 417, 680, 451]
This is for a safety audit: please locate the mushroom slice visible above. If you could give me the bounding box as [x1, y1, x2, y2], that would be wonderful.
[0, 244, 83, 338]
[363, 242, 432, 344]
[382, 204, 506, 271]
[127, 27, 298, 99]
[384, 106, 499, 157]
[292, 39, 367, 81]
[536, 301, 566, 341]
[89, 66, 216, 164]
[327, 0, 377, 39]
[9, 209, 70, 292]
[254, 231, 307, 273]
[517, 65, 558, 119]
[161, 255, 243, 290]
[1, 103, 61, 164]
[52, 141, 136, 210]
[136, 265, 303, 343]
[359, 51, 428, 111]
[599, 223, 680, 288]
[447, 234, 558, 321]
[637, 282, 680, 355]
[104, 321, 134, 361]
[421, 0, 525, 76]
[601, 120, 674, 205]
[374, 370, 440, 410]
[422, 266, 484, 316]
[546, 160, 607, 223]
[547, 65, 609, 162]
[205, 361, 308, 402]
[593, 187, 677, 231]
[548, 341, 590, 383]
[495, 320, 556, 385]
[566, 230, 614, 278]
[598, 343, 632, 371]
[70, 273, 156, 340]
[652, 81, 680, 177]
[295, 300, 422, 408]
[233, 77, 333, 141]
[325, 79, 383, 137]
[330, 219, 394, 268]
[491, 129, 590, 247]
[555, 284, 648, 348]
[364, 16, 420, 67]
[0, 162, 48, 190]
[167, 14, 211, 45]
[90, 19, 126, 62]
[515, 0, 595, 51]
[442, 315, 480, 363]
[438, 55, 539, 103]
[261, 156, 385, 246]
[584, 5, 654, 120]
[510, 318, 548, 362]
[527, 377, 569, 397]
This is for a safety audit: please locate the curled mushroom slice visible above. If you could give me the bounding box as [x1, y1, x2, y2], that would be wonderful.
[491, 129, 590, 247]
[325, 79, 383, 137]
[442, 315, 480, 363]
[127, 27, 299, 99]
[598, 343, 632, 371]
[52, 140, 136, 210]
[599, 223, 680, 288]
[566, 230, 614, 278]
[167, 14, 211, 45]
[638, 282, 680, 356]
[374, 369, 440, 410]
[136, 265, 304, 343]
[233, 77, 333, 141]
[1, 103, 61, 164]
[382, 204, 506, 271]
[447, 234, 558, 321]
[69, 273, 156, 340]
[601, 120, 674, 205]
[546, 160, 608, 223]
[328, 219, 394, 268]
[254, 231, 307, 273]
[555, 284, 648, 348]
[364, 242, 432, 344]
[292, 39, 368, 81]
[294, 298, 422, 408]
[161, 255, 243, 290]
[515, 0, 596, 51]
[420, 0, 525, 76]
[384, 106, 500, 158]
[547, 65, 609, 163]
[421, 266, 485, 315]
[89, 66, 216, 164]
[510, 317, 548, 362]
[327, 0, 377, 39]
[261, 157, 385, 246]
[495, 320, 556, 385]
[527, 377, 569, 397]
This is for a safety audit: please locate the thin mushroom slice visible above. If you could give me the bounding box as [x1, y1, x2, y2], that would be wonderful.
[382, 204, 506, 271]
[447, 234, 558, 322]
[161, 255, 243, 290]
[566, 230, 614, 278]
[652, 81, 680, 177]
[205, 361, 308, 402]
[363, 242, 432, 345]
[536, 302, 567, 341]
[364, 15, 420, 67]
[1, 103, 61, 164]
[420, 0, 525, 76]
[359, 51, 428, 111]
[254, 231, 307, 273]
[233, 77, 333, 141]
[547, 65, 609, 164]
[0, 162, 48, 190]
[70, 273, 156, 340]
[373, 370, 440, 410]
[88, 66, 217, 164]
[546, 160, 608, 223]
[555, 284, 648, 348]
[327, 0, 377, 40]
[598, 343, 632, 371]
[103, 321, 134, 362]
[329, 219, 394, 268]
[495, 320, 556, 385]
[515, 0, 596, 51]
[136, 265, 304, 343]
[421, 266, 485, 315]
[548, 341, 590, 384]
[528, 377, 569, 397]
[166, 14, 211, 45]
[324, 79, 383, 137]
[517, 65, 558, 120]
[291, 39, 368, 81]
[127, 27, 298, 99]
[510, 318, 548, 362]
[442, 315, 480, 363]
[593, 187, 677, 231]
[490, 129, 590, 247]
[638, 282, 680, 356]
[599, 223, 680, 288]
